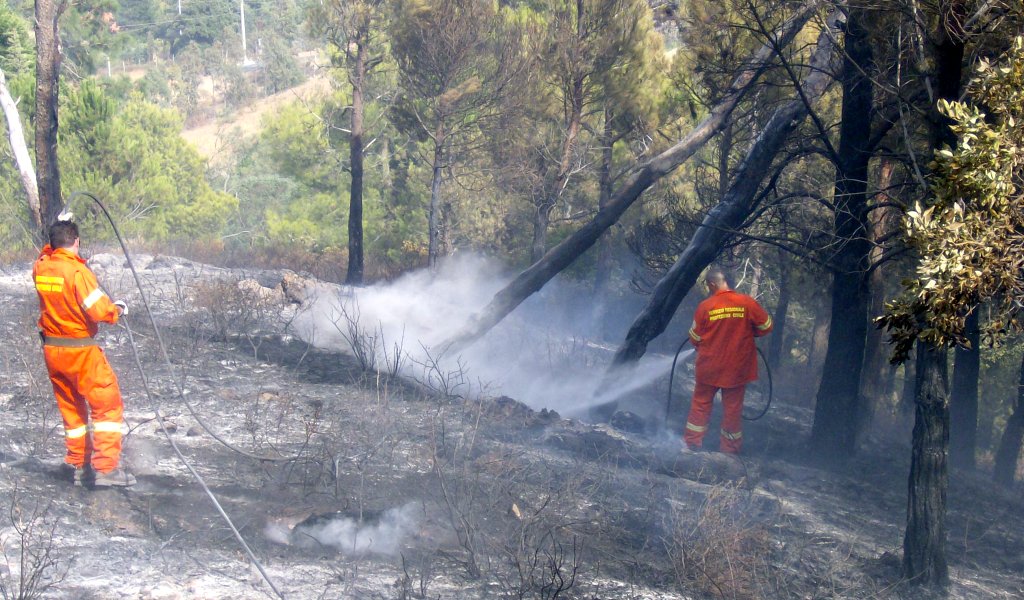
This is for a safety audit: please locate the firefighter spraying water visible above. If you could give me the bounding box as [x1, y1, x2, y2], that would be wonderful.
[681, 267, 772, 454]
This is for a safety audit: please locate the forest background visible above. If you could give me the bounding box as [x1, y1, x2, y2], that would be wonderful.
[2, 0, 1024, 590]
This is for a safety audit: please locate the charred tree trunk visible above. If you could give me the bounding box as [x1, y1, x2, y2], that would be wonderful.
[977, 396, 994, 452]
[950, 311, 979, 469]
[611, 14, 841, 366]
[806, 291, 832, 391]
[0, 67, 40, 231]
[531, 205, 554, 265]
[903, 341, 950, 586]
[860, 158, 896, 431]
[533, 0, 586, 264]
[34, 0, 67, 240]
[900, 352, 916, 414]
[533, 69, 585, 263]
[809, 5, 875, 463]
[717, 121, 733, 201]
[592, 106, 619, 338]
[427, 131, 444, 269]
[767, 260, 790, 371]
[593, 105, 616, 298]
[443, 3, 821, 350]
[993, 352, 1024, 487]
[346, 39, 367, 285]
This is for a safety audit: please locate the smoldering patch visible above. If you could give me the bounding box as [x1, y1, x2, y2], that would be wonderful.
[266, 503, 422, 557]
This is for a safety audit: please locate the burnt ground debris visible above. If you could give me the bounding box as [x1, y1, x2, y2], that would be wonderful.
[0, 255, 1021, 599]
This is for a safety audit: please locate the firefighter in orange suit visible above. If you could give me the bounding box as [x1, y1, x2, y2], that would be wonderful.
[34, 220, 135, 487]
[684, 267, 772, 454]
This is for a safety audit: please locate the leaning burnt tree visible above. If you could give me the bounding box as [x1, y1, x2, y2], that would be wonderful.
[443, 1, 822, 350]
[34, 0, 67, 241]
[609, 11, 842, 366]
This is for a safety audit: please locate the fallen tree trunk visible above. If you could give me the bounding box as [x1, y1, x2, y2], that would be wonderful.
[610, 10, 841, 366]
[0, 67, 40, 230]
[443, 1, 822, 350]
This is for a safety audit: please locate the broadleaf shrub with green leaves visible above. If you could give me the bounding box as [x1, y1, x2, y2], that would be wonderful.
[879, 37, 1024, 362]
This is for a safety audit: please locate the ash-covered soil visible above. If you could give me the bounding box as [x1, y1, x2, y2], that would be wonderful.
[0, 253, 1020, 599]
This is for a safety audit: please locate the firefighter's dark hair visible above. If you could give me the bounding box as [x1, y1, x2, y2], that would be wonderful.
[49, 221, 79, 249]
[705, 266, 732, 287]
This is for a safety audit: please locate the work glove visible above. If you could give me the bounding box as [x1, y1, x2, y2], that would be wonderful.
[113, 300, 128, 316]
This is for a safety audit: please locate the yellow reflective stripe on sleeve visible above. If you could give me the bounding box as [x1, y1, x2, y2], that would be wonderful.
[720, 429, 743, 440]
[92, 421, 125, 434]
[757, 316, 773, 331]
[689, 321, 702, 342]
[65, 425, 88, 439]
[35, 275, 64, 293]
[685, 422, 708, 433]
[82, 288, 106, 309]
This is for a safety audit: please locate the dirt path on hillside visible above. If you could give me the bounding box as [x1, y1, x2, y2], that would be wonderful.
[180, 75, 331, 163]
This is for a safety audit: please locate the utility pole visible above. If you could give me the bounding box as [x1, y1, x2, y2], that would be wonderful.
[239, 0, 252, 66]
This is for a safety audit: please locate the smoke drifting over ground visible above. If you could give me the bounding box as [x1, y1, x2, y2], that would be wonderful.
[266, 503, 420, 556]
[291, 255, 673, 416]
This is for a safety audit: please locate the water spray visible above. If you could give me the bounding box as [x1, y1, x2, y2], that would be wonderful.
[665, 337, 774, 424]
[62, 191, 285, 599]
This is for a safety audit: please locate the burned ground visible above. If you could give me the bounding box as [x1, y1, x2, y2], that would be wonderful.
[0, 255, 1021, 599]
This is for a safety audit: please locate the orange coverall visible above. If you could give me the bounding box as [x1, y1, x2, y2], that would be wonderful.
[33, 246, 125, 473]
[685, 289, 772, 453]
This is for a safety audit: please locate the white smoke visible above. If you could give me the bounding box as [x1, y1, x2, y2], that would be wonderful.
[281, 503, 420, 556]
[291, 254, 675, 416]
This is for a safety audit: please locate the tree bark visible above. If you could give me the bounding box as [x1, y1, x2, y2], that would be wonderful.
[902, 340, 950, 586]
[531, 204, 554, 266]
[806, 292, 831, 395]
[808, 4, 875, 463]
[900, 351, 916, 414]
[993, 352, 1024, 487]
[532, 0, 586, 263]
[533, 78, 584, 263]
[767, 260, 790, 371]
[443, 2, 821, 350]
[593, 105, 615, 299]
[0, 67, 41, 231]
[427, 131, 444, 269]
[34, 0, 67, 240]
[860, 158, 896, 429]
[717, 121, 733, 201]
[949, 310, 979, 469]
[610, 13, 841, 366]
[901, 0, 965, 587]
[346, 38, 366, 285]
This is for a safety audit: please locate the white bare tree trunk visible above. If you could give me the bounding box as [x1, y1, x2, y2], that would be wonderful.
[0, 66, 41, 230]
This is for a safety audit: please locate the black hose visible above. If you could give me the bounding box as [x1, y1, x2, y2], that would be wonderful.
[64, 191, 285, 600]
[665, 338, 774, 423]
[746, 347, 773, 421]
[665, 337, 691, 422]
